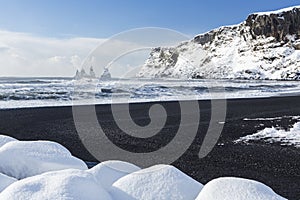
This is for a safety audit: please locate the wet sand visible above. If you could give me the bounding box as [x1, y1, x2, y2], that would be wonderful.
[0, 96, 300, 199]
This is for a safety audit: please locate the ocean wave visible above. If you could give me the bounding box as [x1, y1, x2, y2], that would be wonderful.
[1, 78, 300, 109]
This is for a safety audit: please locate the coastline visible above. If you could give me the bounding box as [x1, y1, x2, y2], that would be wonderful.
[0, 95, 300, 199]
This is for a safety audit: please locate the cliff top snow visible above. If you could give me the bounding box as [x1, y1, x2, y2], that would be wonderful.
[253, 5, 300, 16]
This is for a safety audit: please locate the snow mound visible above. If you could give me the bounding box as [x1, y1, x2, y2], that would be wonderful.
[88, 160, 141, 190]
[111, 164, 203, 200]
[0, 173, 17, 192]
[196, 177, 286, 200]
[0, 135, 17, 148]
[0, 135, 289, 199]
[0, 169, 112, 200]
[235, 122, 300, 147]
[0, 140, 87, 179]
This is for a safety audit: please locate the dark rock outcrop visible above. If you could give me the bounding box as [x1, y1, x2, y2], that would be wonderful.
[193, 7, 300, 46]
[246, 7, 300, 41]
[194, 31, 216, 45]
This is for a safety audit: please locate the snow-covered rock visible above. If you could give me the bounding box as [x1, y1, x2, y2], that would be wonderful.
[110, 164, 203, 200]
[138, 6, 300, 80]
[87, 160, 141, 190]
[196, 177, 287, 200]
[0, 135, 17, 148]
[0, 140, 87, 179]
[0, 173, 17, 192]
[0, 135, 289, 199]
[0, 169, 112, 200]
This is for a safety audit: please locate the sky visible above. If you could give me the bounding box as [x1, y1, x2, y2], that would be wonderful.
[0, 0, 300, 77]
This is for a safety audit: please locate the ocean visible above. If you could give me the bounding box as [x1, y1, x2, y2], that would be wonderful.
[1, 77, 300, 109]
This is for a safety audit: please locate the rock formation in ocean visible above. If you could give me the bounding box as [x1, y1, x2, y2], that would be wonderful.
[74, 66, 97, 79]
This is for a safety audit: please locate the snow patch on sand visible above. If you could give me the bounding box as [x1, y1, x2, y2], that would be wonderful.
[243, 115, 300, 121]
[236, 122, 300, 147]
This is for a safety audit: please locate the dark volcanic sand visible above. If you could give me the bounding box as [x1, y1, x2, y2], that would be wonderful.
[0, 96, 300, 199]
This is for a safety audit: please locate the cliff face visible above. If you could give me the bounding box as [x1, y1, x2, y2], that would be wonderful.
[138, 6, 300, 80]
[246, 7, 300, 42]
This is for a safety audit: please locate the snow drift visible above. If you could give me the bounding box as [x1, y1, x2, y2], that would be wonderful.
[0, 140, 87, 179]
[0, 173, 16, 192]
[195, 177, 287, 200]
[110, 164, 203, 200]
[87, 160, 141, 190]
[0, 135, 17, 148]
[0, 169, 112, 200]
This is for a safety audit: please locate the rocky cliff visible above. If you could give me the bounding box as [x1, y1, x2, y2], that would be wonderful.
[137, 6, 300, 80]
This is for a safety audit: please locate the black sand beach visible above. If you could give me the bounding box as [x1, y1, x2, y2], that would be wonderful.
[0, 96, 300, 199]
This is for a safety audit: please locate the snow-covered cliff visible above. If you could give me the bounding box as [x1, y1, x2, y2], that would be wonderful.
[137, 6, 300, 80]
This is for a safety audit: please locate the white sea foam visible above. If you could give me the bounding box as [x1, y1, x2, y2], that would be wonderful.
[1, 77, 300, 109]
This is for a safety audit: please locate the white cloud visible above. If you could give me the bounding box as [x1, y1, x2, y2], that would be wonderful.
[0, 30, 154, 77]
[0, 28, 189, 77]
[70, 55, 82, 70]
[0, 30, 103, 77]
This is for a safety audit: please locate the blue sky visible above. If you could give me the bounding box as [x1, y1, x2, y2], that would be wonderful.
[1, 0, 300, 38]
